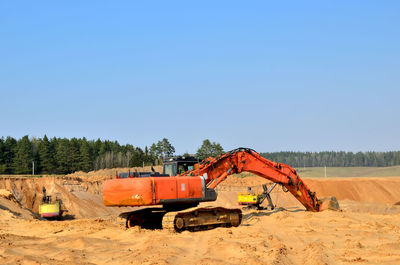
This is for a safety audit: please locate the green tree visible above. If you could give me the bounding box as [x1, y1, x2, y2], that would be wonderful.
[38, 135, 56, 174]
[13, 135, 33, 174]
[0, 138, 5, 173]
[79, 138, 92, 172]
[149, 143, 161, 165]
[3, 137, 17, 173]
[182, 152, 192, 157]
[55, 138, 71, 174]
[130, 147, 145, 167]
[196, 139, 224, 160]
[157, 138, 175, 158]
[69, 138, 81, 172]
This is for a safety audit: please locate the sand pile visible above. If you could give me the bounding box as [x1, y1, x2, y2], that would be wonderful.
[221, 175, 400, 205]
[0, 167, 162, 219]
[0, 189, 37, 220]
[0, 177, 124, 219]
[65, 166, 163, 181]
[0, 189, 16, 202]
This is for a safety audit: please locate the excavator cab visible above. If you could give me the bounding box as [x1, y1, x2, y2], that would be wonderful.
[163, 156, 198, 176]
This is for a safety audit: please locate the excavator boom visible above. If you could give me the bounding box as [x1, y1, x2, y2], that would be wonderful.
[181, 148, 321, 211]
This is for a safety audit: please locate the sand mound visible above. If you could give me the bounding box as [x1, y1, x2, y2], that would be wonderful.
[0, 189, 37, 220]
[305, 177, 400, 204]
[221, 175, 400, 205]
[0, 177, 133, 219]
[65, 166, 163, 181]
[0, 167, 161, 219]
[0, 189, 16, 201]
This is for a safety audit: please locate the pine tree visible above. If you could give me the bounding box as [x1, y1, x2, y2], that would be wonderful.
[3, 137, 17, 173]
[13, 135, 33, 174]
[130, 147, 145, 167]
[161, 138, 175, 157]
[55, 138, 71, 174]
[0, 138, 5, 173]
[69, 138, 81, 172]
[79, 139, 92, 172]
[149, 143, 161, 164]
[196, 139, 224, 160]
[156, 138, 175, 159]
[38, 135, 56, 174]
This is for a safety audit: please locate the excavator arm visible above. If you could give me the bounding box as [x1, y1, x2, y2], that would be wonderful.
[181, 148, 321, 211]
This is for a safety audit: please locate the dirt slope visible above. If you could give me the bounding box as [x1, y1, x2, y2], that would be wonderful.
[221, 175, 400, 205]
[0, 189, 37, 220]
[0, 165, 160, 219]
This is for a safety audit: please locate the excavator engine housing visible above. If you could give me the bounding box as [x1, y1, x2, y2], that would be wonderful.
[104, 176, 217, 207]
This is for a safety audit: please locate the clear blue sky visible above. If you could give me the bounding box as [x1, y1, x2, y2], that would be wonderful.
[1, 1, 399, 154]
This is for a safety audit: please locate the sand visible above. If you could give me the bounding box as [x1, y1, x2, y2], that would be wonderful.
[0, 173, 400, 264]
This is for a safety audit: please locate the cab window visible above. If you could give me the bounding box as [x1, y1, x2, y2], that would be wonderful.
[163, 164, 177, 176]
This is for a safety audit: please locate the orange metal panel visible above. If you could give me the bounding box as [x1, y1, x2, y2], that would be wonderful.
[154, 177, 177, 200]
[103, 178, 154, 206]
[104, 176, 205, 207]
[184, 177, 203, 198]
[176, 178, 189, 199]
[155, 177, 203, 200]
[191, 177, 204, 197]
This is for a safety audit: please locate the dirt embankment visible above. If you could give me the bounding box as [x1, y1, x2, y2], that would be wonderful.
[0, 189, 36, 220]
[220, 175, 400, 205]
[0, 177, 106, 219]
[65, 165, 163, 181]
[0, 166, 161, 219]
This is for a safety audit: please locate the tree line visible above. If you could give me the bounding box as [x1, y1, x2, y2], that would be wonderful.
[260, 151, 400, 168]
[0, 136, 175, 174]
[1, 135, 399, 175]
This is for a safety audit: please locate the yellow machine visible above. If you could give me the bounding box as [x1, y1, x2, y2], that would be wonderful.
[238, 183, 277, 210]
[238, 193, 263, 205]
[39, 196, 62, 219]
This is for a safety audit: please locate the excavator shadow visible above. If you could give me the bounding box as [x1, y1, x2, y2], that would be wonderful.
[241, 207, 305, 226]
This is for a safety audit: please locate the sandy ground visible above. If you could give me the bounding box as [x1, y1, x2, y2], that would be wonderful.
[0, 173, 400, 265]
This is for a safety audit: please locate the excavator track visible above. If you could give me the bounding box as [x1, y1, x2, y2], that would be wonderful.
[161, 211, 179, 232]
[122, 208, 166, 229]
[161, 207, 243, 232]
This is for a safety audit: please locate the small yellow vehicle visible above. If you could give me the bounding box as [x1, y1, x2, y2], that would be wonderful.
[238, 183, 277, 210]
[238, 193, 262, 205]
[39, 196, 62, 220]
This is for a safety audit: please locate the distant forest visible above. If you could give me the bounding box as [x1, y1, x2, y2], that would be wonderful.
[260, 151, 400, 168]
[0, 136, 175, 175]
[0, 135, 399, 175]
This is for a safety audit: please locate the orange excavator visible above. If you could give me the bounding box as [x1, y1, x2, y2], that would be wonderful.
[104, 148, 339, 232]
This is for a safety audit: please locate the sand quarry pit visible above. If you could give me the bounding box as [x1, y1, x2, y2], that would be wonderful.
[0, 169, 400, 265]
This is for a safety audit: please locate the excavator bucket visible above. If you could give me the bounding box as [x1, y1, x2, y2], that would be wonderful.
[318, 196, 340, 211]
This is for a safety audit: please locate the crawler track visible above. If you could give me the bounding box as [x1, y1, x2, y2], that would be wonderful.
[121, 207, 242, 232]
[162, 207, 242, 232]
